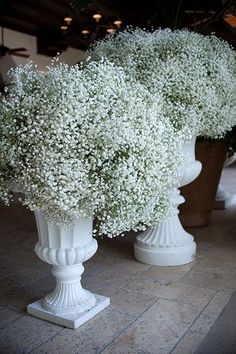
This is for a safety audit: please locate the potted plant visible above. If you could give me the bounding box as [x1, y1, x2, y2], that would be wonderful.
[89, 27, 236, 264]
[0, 59, 184, 327]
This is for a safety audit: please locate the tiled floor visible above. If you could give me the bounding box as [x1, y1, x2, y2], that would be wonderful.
[0, 164, 235, 354]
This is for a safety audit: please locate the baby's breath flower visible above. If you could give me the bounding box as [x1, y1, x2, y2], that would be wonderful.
[0, 60, 184, 237]
[89, 28, 236, 138]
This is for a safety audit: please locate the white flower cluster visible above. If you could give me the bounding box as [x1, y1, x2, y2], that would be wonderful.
[0, 60, 184, 236]
[90, 28, 236, 138]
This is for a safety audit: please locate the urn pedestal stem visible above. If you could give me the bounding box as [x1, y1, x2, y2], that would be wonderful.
[134, 136, 202, 266]
[27, 210, 110, 329]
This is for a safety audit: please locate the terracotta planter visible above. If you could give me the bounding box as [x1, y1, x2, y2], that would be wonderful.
[179, 139, 227, 227]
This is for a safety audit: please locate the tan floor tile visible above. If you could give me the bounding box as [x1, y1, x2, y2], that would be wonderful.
[0, 265, 50, 297]
[97, 238, 135, 259]
[134, 262, 195, 283]
[0, 258, 22, 278]
[85, 263, 150, 290]
[171, 330, 206, 354]
[190, 313, 216, 334]
[126, 275, 165, 295]
[101, 342, 149, 354]
[0, 314, 61, 353]
[0, 306, 23, 328]
[3, 250, 51, 270]
[126, 276, 216, 311]
[204, 246, 236, 266]
[0, 286, 46, 312]
[195, 250, 236, 268]
[181, 265, 236, 290]
[103, 258, 151, 272]
[201, 290, 233, 317]
[32, 309, 134, 354]
[190, 290, 233, 334]
[0, 232, 26, 246]
[210, 209, 236, 226]
[149, 283, 216, 310]
[222, 230, 236, 246]
[194, 241, 212, 256]
[30, 274, 55, 295]
[83, 257, 114, 277]
[102, 288, 157, 317]
[106, 299, 199, 354]
[0, 238, 34, 258]
[194, 224, 233, 243]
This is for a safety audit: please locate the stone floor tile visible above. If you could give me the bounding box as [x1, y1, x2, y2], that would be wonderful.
[181, 265, 236, 290]
[0, 306, 23, 328]
[0, 237, 34, 258]
[0, 286, 46, 312]
[201, 245, 236, 266]
[0, 265, 50, 298]
[190, 313, 216, 334]
[195, 289, 236, 354]
[1, 249, 51, 270]
[97, 237, 135, 260]
[85, 256, 151, 279]
[222, 230, 236, 246]
[134, 262, 195, 283]
[194, 241, 212, 257]
[171, 330, 206, 354]
[190, 290, 233, 334]
[85, 264, 148, 290]
[126, 276, 217, 312]
[0, 231, 26, 247]
[29, 274, 55, 295]
[103, 288, 157, 317]
[101, 342, 150, 354]
[105, 299, 199, 354]
[0, 258, 22, 278]
[125, 275, 166, 295]
[194, 250, 236, 268]
[31, 309, 134, 354]
[0, 314, 61, 354]
[210, 209, 236, 226]
[149, 283, 216, 310]
[201, 290, 233, 317]
[194, 224, 234, 243]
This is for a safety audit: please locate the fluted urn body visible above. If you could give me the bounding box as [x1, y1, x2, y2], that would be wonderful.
[134, 135, 202, 266]
[27, 210, 110, 329]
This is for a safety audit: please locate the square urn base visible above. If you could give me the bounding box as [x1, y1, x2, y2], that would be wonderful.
[27, 294, 110, 329]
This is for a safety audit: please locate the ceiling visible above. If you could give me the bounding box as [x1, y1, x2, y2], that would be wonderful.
[0, 0, 235, 56]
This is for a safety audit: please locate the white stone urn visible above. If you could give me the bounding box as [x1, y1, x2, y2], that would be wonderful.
[27, 210, 110, 329]
[134, 136, 202, 266]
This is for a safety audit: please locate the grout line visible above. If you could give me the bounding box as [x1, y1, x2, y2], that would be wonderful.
[0, 310, 25, 330]
[168, 289, 221, 353]
[98, 299, 161, 354]
[27, 327, 64, 354]
[0, 271, 53, 314]
[177, 262, 197, 283]
[119, 265, 153, 290]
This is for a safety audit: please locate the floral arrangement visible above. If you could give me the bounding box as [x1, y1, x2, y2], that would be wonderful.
[89, 28, 236, 139]
[0, 60, 185, 237]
